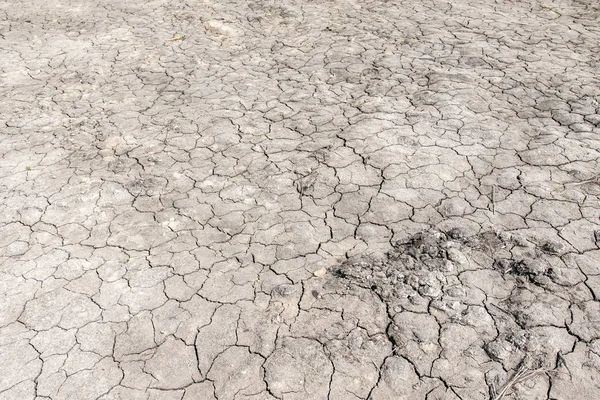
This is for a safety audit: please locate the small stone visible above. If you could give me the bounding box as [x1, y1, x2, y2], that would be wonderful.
[485, 341, 512, 361]
[313, 267, 327, 277]
[514, 236, 531, 247]
[447, 248, 468, 267]
[419, 284, 441, 298]
[443, 260, 455, 272]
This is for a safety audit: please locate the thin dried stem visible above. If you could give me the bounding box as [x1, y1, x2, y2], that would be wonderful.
[492, 360, 551, 400]
[492, 185, 496, 215]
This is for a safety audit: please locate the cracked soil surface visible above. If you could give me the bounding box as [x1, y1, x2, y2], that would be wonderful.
[1, 0, 600, 399]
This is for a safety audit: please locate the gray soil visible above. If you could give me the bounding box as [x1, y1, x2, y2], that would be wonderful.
[1, 0, 599, 399]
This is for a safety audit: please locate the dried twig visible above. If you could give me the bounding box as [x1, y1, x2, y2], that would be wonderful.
[563, 175, 600, 186]
[295, 170, 318, 196]
[165, 35, 185, 42]
[491, 358, 555, 400]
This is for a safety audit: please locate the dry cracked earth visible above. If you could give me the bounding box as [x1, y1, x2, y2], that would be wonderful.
[1, 0, 600, 399]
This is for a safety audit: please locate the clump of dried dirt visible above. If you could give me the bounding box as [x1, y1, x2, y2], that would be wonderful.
[333, 229, 571, 309]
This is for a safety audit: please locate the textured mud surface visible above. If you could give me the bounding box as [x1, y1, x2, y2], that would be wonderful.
[1, 0, 600, 399]
[331, 230, 599, 399]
